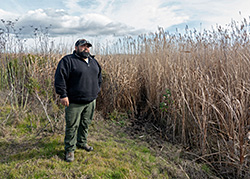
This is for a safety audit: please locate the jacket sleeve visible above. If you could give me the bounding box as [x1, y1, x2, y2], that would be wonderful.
[97, 62, 102, 88]
[54, 57, 70, 98]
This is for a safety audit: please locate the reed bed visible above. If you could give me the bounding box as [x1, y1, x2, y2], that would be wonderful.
[98, 24, 250, 177]
[0, 19, 249, 178]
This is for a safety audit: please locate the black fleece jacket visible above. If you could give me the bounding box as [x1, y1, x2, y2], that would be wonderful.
[54, 51, 102, 104]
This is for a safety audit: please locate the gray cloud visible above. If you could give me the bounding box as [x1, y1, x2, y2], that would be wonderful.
[0, 8, 144, 38]
[2, 0, 248, 40]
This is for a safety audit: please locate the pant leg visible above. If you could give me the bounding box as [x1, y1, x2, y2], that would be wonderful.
[65, 103, 84, 152]
[77, 100, 96, 146]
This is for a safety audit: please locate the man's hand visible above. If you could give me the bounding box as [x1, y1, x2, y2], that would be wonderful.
[60, 97, 69, 107]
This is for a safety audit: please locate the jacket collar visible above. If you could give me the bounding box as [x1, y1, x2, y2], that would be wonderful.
[73, 50, 95, 60]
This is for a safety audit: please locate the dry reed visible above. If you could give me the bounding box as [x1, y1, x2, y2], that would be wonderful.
[0, 18, 249, 178]
[97, 23, 250, 177]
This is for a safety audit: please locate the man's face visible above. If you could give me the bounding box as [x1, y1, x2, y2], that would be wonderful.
[75, 44, 90, 53]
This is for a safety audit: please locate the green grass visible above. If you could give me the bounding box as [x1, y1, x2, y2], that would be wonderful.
[0, 111, 219, 179]
[0, 119, 173, 179]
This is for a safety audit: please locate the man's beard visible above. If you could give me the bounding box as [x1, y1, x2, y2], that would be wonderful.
[76, 49, 90, 58]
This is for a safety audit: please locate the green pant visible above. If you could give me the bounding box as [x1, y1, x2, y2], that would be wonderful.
[64, 100, 96, 152]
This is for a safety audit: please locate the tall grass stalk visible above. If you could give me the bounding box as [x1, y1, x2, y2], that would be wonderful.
[97, 20, 250, 177]
[0, 18, 249, 177]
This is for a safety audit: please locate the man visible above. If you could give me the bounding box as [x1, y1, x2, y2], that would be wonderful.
[54, 39, 102, 162]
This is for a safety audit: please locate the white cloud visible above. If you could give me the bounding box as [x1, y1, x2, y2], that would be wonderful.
[172, 0, 250, 29]
[0, 9, 18, 20]
[63, 0, 190, 32]
[0, 8, 140, 37]
[1, 0, 250, 39]
[109, 0, 189, 30]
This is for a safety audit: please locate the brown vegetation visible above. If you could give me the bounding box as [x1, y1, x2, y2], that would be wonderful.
[98, 24, 250, 178]
[0, 18, 250, 178]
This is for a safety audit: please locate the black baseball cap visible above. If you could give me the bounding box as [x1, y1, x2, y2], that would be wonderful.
[75, 39, 92, 47]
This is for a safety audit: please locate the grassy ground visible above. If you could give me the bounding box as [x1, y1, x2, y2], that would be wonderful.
[0, 112, 217, 179]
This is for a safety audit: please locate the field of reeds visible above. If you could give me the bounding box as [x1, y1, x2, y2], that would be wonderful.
[0, 18, 250, 178]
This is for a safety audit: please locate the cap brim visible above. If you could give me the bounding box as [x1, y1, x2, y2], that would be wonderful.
[79, 42, 92, 47]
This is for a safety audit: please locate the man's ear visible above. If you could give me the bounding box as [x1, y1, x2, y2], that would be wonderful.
[75, 46, 78, 51]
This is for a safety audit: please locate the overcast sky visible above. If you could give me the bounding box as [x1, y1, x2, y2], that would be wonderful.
[0, 0, 250, 46]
